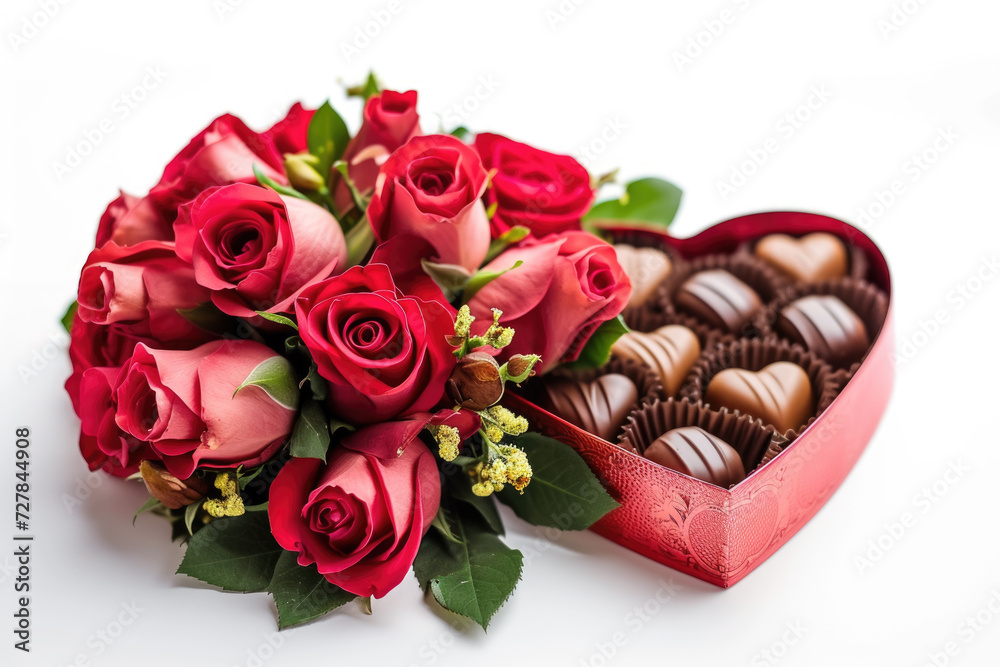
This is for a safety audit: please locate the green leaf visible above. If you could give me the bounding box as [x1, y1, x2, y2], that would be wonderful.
[450, 125, 471, 141]
[583, 177, 683, 228]
[289, 400, 331, 462]
[497, 433, 619, 530]
[253, 163, 311, 201]
[61, 301, 78, 334]
[462, 260, 523, 304]
[254, 310, 298, 330]
[345, 215, 375, 266]
[347, 72, 381, 102]
[328, 417, 355, 436]
[421, 259, 472, 302]
[447, 475, 504, 535]
[308, 101, 350, 182]
[244, 502, 269, 512]
[561, 315, 630, 371]
[176, 513, 283, 592]
[484, 225, 529, 263]
[234, 356, 300, 411]
[302, 363, 328, 402]
[333, 161, 368, 215]
[413, 508, 523, 631]
[132, 496, 162, 525]
[268, 551, 356, 629]
[184, 501, 200, 536]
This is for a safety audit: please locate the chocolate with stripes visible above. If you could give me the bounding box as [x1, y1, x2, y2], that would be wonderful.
[776, 295, 869, 367]
[674, 269, 762, 334]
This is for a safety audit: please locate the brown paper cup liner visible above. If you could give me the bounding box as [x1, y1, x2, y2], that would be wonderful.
[755, 278, 889, 372]
[738, 234, 870, 283]
[678, 338, 839, 440]
[659, 254, 789, 339]
[620, 398, 785, 485]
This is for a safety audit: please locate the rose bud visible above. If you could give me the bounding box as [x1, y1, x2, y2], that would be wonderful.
[139, 460, 211, 509]
[446, 352, 504, 411]
[503, 354, 541, 383]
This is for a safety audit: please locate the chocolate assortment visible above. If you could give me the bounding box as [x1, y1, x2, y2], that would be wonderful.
[529, 228, 888, 489]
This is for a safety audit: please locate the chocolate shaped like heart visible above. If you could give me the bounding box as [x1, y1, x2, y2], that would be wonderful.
[705, 361, 814, 433]
[614, 244, 673, 308]
[754, 232, 848, 283]
[644, 426, 746, 487]
[675, 270, 762, 334]
[776, 295, 870, 367]
[611, 325, 701, 398]
[539, 373, 639, 442]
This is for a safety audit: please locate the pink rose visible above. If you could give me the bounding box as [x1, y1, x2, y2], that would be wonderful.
[268, 410, 476, 597]
[173, 183, 347, 317]
[295, 263, 455, 424]
[475, 133, 594, 238]
[150, 114, 286, 212]
[332, 90, 422, 215]
[96, 191, 173, 247]
[367, 134, 490, 273]
[113, 340, 296, 478]
[263, 102, 315, 155]
[76, 240, 213, 347]
[466, 231, 631, 373]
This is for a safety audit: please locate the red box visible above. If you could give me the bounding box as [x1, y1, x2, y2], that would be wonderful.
[506, 211, 894, 587]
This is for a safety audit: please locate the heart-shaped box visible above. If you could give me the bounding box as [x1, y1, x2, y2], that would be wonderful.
[505, 211, 893, 587]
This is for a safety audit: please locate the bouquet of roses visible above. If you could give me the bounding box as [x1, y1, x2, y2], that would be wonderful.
[64, 74, 682, 630]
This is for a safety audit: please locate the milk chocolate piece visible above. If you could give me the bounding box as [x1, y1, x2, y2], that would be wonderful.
[705, 361, 814, 433]
[614, 244, 673, 308]
[643, 426, 745, 487]
[675, 270, 762, 334]
[539, 374, 638, 442]
[611, 325, 701, 398]
[754, 232, 848, 283]
[776, 295, 870, 367]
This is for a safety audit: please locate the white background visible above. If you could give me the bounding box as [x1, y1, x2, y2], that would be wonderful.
[2, 0, 1000, 665]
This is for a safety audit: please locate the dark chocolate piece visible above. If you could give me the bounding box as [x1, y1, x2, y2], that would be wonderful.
[705, 361, 814, 433]
[611, 325, 701, 398]
[674, 270, 762, 334]
[643, 426, 745, 487]
[776, 295, 869, 367]
[754, 232, 848, 283]
[614, 244, 673, 308]
[539, 373, 638, 442]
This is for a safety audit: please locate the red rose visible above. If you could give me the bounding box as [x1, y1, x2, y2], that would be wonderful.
[269, 412, 476, 597]
[475, 133, 594, 238]
[263, 102, 315, 155]
[113, 340, 296, 478]
[332, 90, 422, 215]
[150, 114, 286, 212]
[65, 316, 141, 416]
[367, 134, 490, 273]
[76, 240, 213, 347]
[466, 231, 631, 373]
[173, 183, 347, 317]
[76, 366, 156, 477]
[96, 191, 173, 247]
[295, 263, 456, 424]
